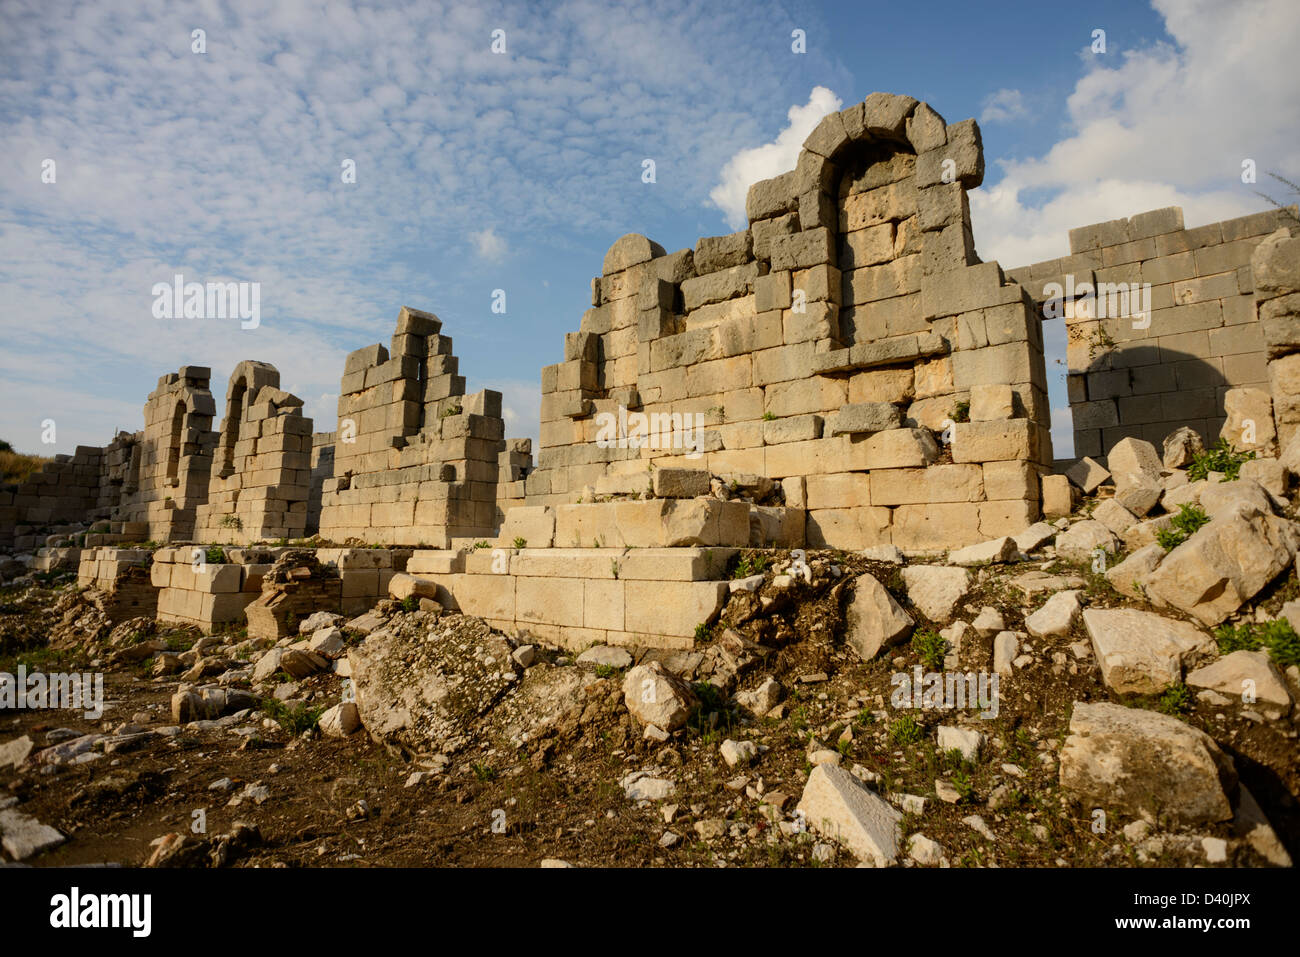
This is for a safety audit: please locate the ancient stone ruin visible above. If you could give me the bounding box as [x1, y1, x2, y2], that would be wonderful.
[4, 91, 1298, 651]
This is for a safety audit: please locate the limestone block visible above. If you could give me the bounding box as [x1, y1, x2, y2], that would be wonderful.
[499, 506, 554, 548]
[870, 465, 983, 506]
[695, 230, 753, 273]
[951, 420, 1035, 464]
[1059, 701, 1236, 825]
[969, 384, 1015, 421]
[848, 429, 939, 469]
[653, 468, 711, 498]
[1082, 608, 1215, 694]
[1220, 387, 1276, 456]
[827, 402, 902, 436]
[845, 573, 913, 659]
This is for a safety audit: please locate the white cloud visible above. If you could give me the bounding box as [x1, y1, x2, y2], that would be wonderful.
[979, 88, 1026, 124]
[970, 0, 1300, 268]
[709, 86, 843, 229]
[471, 227, 507, 262]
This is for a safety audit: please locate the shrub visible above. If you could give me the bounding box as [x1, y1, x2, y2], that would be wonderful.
[204, 546, 226, 565]
[1156, 503, 1210, 550]
[1187, 437, 1254, 482]
[911, 629, 947, 671]
[1212, 617, 1300, 668]
[261, 698, 324, 734]
[889, 715, 923, 746]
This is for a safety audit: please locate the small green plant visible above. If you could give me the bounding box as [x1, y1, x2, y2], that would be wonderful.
[1156, 683, 1193, 716]
[693, 622, 713, 643]
[889, 715, 923, 746]
[594, 664, 619, 679]
[1156, 503, 1210, 550]
[218, 514, 242, 529]
[204, 545, 226, 564]
[761, 411, 776, 421]
[1213, 617, 1300, 667]
[440, 404, 462, 418]
[512, 537, 527, 549]
[473, 540, 491, 549]
[911, 629, 947, 671]
[261, 698, 324, 734]
[949, 768, 975, 803]
[731, 552, 771, 579]
[1187, 437, 1255, 482]
[400, 595, 419, 612]
[471, 762, 497, 782]
[951, 400, 970, 423]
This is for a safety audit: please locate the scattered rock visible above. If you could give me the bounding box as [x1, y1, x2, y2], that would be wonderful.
[948, 537, 1016, 566]
[1145, 503, 1297, 625]
[622, 661, 699, 732]
[1186, 650, 1292, 709]
[900, 565, 971, 622]
[1025, 590, 1080, 639]
[993, 631, 1019, 675]
[907, 833, 944, 865]
[0, 808, 65, 860]
[719, 739, 757, 767]
[576, 645, 633, 670]
[971, 607, 1005, 637]
[319, 702, 361, 737]
[1055, 520, 1118, 561]
[845, 574, 914, 659]
[796, 764, 901, 866]
[937, 725, 983, 762]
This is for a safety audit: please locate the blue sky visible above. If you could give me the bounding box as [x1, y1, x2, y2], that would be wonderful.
[1, 0, 1296, 458]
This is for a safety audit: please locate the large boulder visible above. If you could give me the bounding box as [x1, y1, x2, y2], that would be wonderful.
[348, 616, 519, 756]
[900, 566, 970, 622]
[1145, 502, 1298, 625]
[796, 763, 902, 866]
[1082, 607, 1214, 694]
[1104, 543, 1165, 600]
[622, 660, 699, 732]
[1059, 701, 1237, 825]
[845, 574, 913, 659]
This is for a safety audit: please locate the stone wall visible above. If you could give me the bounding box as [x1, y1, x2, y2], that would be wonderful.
[114, 366, 218, 542]
[194, 361, 314, 544]
[523, 92, 1052, 550]
[1007, 205, 1298, 461]
[0, 445, 107, 549]
[317, 307, 519, 546]
[1251, 225, 1300, 448]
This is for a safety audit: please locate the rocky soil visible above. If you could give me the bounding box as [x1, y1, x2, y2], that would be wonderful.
[0, 434, 1297, 868]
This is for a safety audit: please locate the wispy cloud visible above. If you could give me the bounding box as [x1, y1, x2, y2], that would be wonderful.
[979, 88, 1026, 124]
[471, 227, 508, 262]
[709, 86, 843, 229]
[970, 0, 1300, 267]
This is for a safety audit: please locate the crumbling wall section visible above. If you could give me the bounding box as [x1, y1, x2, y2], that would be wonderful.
[1007, 205, 1298, 460]
[194, 360, 314, 544]
[317, 307, 511, 546]
[114, 366, 217, 541]
[1252, 225, 1300, 448]
[526, 92, 1051, 551]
